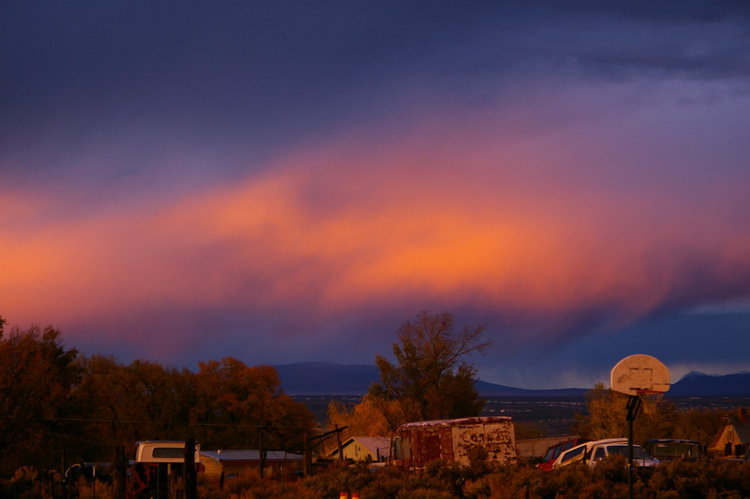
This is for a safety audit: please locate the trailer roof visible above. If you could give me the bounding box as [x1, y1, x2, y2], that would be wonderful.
[398, 416, 514, 430]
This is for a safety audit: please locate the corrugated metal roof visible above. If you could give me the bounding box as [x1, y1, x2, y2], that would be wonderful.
[201, 450, 303, 462]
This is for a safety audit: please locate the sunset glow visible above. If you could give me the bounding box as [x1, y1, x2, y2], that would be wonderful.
[2, 1, 749, 388]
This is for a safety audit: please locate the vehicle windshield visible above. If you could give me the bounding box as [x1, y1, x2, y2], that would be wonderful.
[652, 443, 700, 458]
[607, 445, 645, 459]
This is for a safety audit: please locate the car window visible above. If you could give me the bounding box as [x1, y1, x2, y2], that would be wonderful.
[559, 445, 586, 465]
[608, 445, 628, 458]
[607, 445, 644, 459]
[592, 447, 606, 461]
[653, 443, 699, 458]
[153, 447, 185, 459]
[652, 444, 669, 457]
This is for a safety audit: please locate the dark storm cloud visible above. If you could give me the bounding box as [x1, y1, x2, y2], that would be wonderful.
[4, 1, 749, 161]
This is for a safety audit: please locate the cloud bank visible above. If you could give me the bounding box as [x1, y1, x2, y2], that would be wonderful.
[2, 1, 750, 387]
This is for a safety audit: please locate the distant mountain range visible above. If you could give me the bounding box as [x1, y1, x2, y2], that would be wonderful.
[667, 371, 750, 397]
[274, 363, 750, 397]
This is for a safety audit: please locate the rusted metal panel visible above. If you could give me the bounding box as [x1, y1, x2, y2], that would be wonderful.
[394, 416, 516, 468]
[451, 420, 515, 465]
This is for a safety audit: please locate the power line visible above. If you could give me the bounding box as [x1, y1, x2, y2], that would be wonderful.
[51, 417, 312, 430]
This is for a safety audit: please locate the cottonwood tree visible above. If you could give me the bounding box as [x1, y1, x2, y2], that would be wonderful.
[120, 360, 194, 440]
[72, 356, 315, 461]
[327, 394, 395, 437]
[191, 358, 315, 451]
[572, 383, 680, 444]
[72, 355, 134, 458]
[672, 408, 728, 449]
[573, 383, 628, 440]
[369, 311, 491, 429]
[72, 354, 197, 454]
[0, 318, 81, 476]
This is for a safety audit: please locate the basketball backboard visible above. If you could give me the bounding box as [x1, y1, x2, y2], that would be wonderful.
[610, 354, 670, 396]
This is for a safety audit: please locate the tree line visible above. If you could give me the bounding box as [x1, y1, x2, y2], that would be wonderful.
[0, 311, 490, 480]
[3, 309, 732, 486]
[0, 316, 316, 479]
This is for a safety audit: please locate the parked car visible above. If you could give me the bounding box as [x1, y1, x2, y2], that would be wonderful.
[644, 439, 702, 462]
[552, 438, 659, 469]
[586, 439, 659, 468]
[537, 438, 588, 471]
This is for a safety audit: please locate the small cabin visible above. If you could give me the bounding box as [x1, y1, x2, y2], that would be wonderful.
[326, 436, 390, 462]
[709, 408, 750, 457]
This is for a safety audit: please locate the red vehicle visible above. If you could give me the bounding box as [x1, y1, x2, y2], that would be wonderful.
[537, 437, 587, 471]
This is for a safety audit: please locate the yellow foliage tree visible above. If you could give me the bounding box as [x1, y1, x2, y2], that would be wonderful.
[327, 394, 397, 437]
[573, 382, 679, 444]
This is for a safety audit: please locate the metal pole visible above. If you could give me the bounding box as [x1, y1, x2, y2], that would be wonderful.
[259, 428, 265, 479]
[628, 412, 633, 499]
[304, 431, 311, 476]
[626, 395, 641, 499]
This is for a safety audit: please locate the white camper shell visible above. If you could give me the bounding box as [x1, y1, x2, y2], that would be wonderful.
[134, 441, 201, 464]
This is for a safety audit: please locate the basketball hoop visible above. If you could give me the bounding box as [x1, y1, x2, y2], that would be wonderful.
[611, 355, 670, 499]
[635, 389, 665, 416]
[610, 355, 670, 397]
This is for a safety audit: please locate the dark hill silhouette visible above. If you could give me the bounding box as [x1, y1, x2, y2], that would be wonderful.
[668, 371, 750, 397]
[275, 363, 750, 397]
[274, 362, 379, 395]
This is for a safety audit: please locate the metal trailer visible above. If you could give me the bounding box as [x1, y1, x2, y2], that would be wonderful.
[391, 416, 516, 469]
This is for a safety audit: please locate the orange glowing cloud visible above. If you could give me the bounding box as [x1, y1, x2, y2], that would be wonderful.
[2, 108, 749, 353]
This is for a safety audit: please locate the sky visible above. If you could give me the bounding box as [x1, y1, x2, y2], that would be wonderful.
[2, 1, 750, 389]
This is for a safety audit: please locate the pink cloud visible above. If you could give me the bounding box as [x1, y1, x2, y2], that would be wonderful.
[2, 89, 749, 360]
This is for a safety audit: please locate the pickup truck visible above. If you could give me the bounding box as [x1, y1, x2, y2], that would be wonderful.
[130, 441, 201, 499]
[134, 441, 201, 464]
